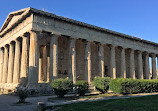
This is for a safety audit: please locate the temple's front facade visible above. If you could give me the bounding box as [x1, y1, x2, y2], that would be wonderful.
[0, 7, 158, 93]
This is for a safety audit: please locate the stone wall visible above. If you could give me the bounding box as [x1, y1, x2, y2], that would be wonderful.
[76, 40, 85, 80]
[58, 36, 69, 78]
[91, 43, 99, 80]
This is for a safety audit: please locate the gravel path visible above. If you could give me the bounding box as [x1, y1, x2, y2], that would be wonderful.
[0, 94, 54, 111]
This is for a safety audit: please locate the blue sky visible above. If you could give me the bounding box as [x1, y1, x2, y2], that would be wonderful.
[0, 0, 158, 43]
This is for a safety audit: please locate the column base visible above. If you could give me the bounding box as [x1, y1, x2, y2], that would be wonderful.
[0, 83, 18, 94]
[0, 83, 53, 96]
[26, 83, 53, 96]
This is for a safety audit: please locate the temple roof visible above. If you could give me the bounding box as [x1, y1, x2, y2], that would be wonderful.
[0, 7, 158, 46]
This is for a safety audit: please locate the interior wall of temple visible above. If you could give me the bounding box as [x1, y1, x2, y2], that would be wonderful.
[125, 49, 130, 78]
[104, 45, 110, 77]
[58, 36, 69, 79]
[134, 51, 138, 78]
[91, 42, 99, 81]
[115, 47, 121, 78]
[76, 39, 86, 80]
[142, 54, 146, 79]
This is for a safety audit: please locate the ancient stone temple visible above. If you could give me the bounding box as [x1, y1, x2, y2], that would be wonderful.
[0, 7, 158, 92]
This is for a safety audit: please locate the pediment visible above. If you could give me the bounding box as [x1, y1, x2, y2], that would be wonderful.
[0, 8, 30, 33]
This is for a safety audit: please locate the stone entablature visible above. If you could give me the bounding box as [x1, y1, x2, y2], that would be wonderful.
[0, 7, 157, 93]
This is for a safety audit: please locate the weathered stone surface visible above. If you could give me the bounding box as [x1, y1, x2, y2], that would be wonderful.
[13, 39, 21, 83]
[0, 8, 157, 93]
[7, 43, 14, 83]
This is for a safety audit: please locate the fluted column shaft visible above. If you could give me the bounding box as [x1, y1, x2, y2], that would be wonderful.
[0, 48, 4, 83]
[53, 35, 58, 78]
[28, 31, 39, 86]
[69, 39, 76, 83]
[98, 44, 104, 78]
[2, 45, 9, 83]
[120, 48, 126, 78]
[151, 54, 157, 79]
[138, 51, 143, 79]
[13, 40, 21, 83]
[38, 57, 42, 82]
[42, 46, 47, 81]
[129, 49, 135, 79]
[110, 46, 116, 79]
[7, 43, 14, 83]
[85, 42, 91, 83]
[20, 36, 29, 83]
[38, 46, 43, 82]
[145, 53, 150, 79]
[49, 36, 54, 82]
[46, 44, 50, 82]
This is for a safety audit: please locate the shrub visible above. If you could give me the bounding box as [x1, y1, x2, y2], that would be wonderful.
[109, 78, 158, 95]
[93, 77, 111, 93]
[51, 78, 73, 98]
[17, 88, 28, 103]
[75, 80, 89, 96]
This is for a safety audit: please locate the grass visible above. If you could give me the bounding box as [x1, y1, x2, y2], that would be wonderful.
[49, 95, 158, 111]
[79, 93, 120, 99]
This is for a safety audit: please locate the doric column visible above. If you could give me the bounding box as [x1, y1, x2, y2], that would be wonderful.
[49, 34, 59, 79]
[98, 44, 104, 78]
[42, 45, 47, 81]
[129, 49, 135, 79]
[13, 39, 21, 83]
[120, 47, 126, 78]
[20, 36, 29, 85]
[28, 31, 39, 86]
[49, 36, 53, 82]
[2, 45, 9, 83]
[38, 57, 42, 82]
[0, 48, 4, 83]
[53, 35, 58, 78]
[151, 54, 157, 79]
[85, 41, 91, 83]
[7, 42, 15, 83]
[138, 51, 143, 79]
[69, 38, 76, 83]
[46, 44, 50, 82]
[110, 45, 116, 79]
[144, 53, 150, 79]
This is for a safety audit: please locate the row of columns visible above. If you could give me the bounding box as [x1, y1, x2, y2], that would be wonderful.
[45, 35, 157, 84]
[0, 36, 29, 84]
[0, 31, 157, 87]
[32, 33, 158, 84]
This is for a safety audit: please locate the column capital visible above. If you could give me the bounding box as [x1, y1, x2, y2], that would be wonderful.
[0, 47, 4, 50]
[9, 41, 15, 45]
[108, 44, 115, 48]
[97, 42, 104, 47]
[4, 44, 9, 49]
[143, 51, 149, 55]
[84, 41, 92, 46]
[28, 30, 40, 34]
[137, 50, 142, 54]
[129, 48, 134, 52]
[51, 31, 62, 36]
[15, 37, 22, 42]
[69, 37, 76, 41]
[119, 46, 127, 50]
[50, 34, 61, 39]
[23, 32, 30, 37]
[150, 53, 156, 57]
[22, 35, 29, 39]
